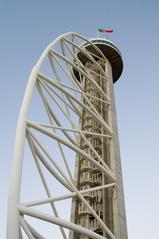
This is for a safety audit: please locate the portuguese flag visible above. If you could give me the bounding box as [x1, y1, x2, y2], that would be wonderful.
[98, 28, 113, 33]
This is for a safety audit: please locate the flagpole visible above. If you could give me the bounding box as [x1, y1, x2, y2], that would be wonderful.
[97, 29, 99, 38]
[98, 28, 113, 39]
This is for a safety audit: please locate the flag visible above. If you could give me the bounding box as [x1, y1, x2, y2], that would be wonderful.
[98, 29, 113, 33]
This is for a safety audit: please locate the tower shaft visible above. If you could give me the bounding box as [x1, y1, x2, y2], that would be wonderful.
[69, 58, 128, 239]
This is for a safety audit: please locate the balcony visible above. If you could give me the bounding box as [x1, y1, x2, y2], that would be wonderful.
[80, 172, 102, 186]
[90, 218, 103, 232]
[78, 218, 103, 232]
[80, 160, 92, 172]
[78, 203, 92, 216]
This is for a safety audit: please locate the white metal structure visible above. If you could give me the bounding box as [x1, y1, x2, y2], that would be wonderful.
[7, 32, 127, 239]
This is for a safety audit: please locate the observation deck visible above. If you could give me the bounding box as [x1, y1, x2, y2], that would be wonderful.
[73, 38, 123, 83]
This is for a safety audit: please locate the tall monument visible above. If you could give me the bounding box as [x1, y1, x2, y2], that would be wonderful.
[69, 38, 128, 239]
[7, 32, 128, 239]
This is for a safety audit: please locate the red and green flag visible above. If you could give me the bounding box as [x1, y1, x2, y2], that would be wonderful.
[98, 28, 113, 33]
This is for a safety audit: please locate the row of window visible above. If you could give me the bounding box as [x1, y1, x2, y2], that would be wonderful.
[81, 127, 101, 134]
[83, 102, 101, 113]
[82, 146, 101, 155]
[85, 80, 102, 89]
[82, 118, 101, 129]
[80, 185, 103, 203]
[84, 88, 100, 97]
[80, 172, 102, 183]
[81, 138, 102, 147]
[78, 202, 103, 217]
[87, 98, 102, 108]
[80, 160, 102, 174]
[79, 202, 102, 213]
[81, 146, 102, 154]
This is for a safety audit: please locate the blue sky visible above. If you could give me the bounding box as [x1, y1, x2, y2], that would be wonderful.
[1, 0, 159, 238]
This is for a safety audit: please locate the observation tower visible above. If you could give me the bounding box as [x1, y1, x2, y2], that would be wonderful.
[7, 32, 128, 239]
[69, 38, 128, 239]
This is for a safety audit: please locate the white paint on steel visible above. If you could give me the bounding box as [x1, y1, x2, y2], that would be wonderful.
[7, 32, 72, 239]
[7, 32, 117, 239]
[18, 206, 106, 239]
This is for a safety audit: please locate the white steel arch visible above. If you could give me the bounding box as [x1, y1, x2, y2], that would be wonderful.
[7, 32, 118, 239]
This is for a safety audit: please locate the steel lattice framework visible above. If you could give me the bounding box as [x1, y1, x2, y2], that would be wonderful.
[7, 32, 128, 239]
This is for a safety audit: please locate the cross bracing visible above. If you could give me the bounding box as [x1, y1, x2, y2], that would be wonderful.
[7, 32, 128, 239]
